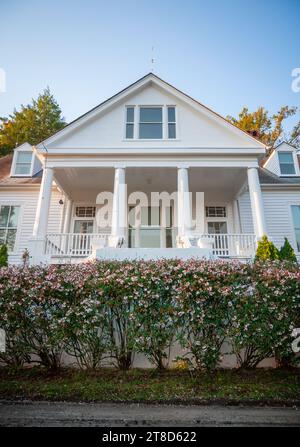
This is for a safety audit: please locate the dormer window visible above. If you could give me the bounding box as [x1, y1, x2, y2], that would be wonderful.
[14, 152, 32, 175]
[278, 152, 295, 175]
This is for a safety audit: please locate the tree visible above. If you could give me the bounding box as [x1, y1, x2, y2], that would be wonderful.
[0, 87, 66, 156]
[227, 106, 300, 150]
[279, 237, 297, 263]
[255, 235, 280, 262]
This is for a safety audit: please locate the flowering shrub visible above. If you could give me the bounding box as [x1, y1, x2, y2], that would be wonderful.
[229, 261, 300, 368]
[57, 263, 111, 370]
[0, 259, 299, 371]
[131, 260, 178, 369]
[175, 260, 250, 371]
[0, 265, 67, 369]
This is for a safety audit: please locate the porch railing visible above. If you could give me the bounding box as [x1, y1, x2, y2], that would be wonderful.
[45, 233, 109, 257]
[45, 232, 257, 258]
[196, 233, 257, 257]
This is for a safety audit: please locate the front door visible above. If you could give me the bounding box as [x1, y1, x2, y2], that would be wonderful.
[73, 220, 94, 234]
[207, 221, 228, 256]
[128, 205, 174, 248]
[72, 220, 94, 255]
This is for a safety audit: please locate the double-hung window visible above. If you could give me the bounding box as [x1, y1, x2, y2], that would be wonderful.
[139, 107, 163, 139]
[126, 107, 134, 139]
[0, 205, 20, 251]
[291, 205, 300, 252]
[125, 105, 177, 139]
[15, 152, 32, 175]
[278, 152, 295, 175]
[167, 106, 176, 139]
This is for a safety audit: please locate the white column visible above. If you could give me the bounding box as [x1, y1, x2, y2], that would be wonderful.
[247, 167, 267, 238]
[29, 167, 54, 264]
[233, 199, 241, 234]
[109, 167, 127, 247]
[63, 199, 73, 234]
[33, 167, 54, 238]
[177, 167, 192, 242]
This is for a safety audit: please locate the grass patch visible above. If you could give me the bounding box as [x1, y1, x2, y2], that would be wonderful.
[0, 367, 299, 404]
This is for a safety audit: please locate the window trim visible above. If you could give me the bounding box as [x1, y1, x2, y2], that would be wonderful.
[0, 204, 22, 254]
[11, 150, 34, 177]
[278, 151, 297, 176]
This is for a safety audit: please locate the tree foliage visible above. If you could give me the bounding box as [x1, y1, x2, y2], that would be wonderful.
[227, 106, 300, 150]
[279, 237, 297, 263]
[0, 87, 66, 156]
[0, 244, 8, 267]
[255, 235, 280, 262]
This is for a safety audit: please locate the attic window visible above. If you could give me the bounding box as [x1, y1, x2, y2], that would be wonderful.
[278, 152, 295, 175]
[15, 152, 32, 175]
[126, 107, 134, 139]
[139, 107, 163, 139]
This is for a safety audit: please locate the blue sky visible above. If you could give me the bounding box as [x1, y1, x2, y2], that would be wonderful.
[0, 0, 299, 132]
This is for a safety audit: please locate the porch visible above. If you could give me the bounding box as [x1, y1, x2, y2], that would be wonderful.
[44, 232, 257, 260]
[28, 163, 265, 264]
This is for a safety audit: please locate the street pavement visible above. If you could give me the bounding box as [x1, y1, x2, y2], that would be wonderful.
[0, 400, 300, 426]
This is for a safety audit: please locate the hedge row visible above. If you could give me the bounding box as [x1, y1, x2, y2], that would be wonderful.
[0, 259, 299, 371]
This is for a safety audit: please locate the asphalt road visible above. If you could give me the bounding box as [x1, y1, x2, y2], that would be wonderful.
[0, 400, 300, 426]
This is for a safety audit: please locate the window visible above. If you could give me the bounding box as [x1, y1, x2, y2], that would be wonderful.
[141, 206, 160, 226]
[139, 107, 162, 139]
[73, 220, 94, 233]
[15, 152, 32, 175]
[278, 152, 295, 175]
[168, 107, 176, 139]
[125, 106, 177, 139]
[126, 107, 134, 139]
[291, 205, 300, 252]
[0, 205, 20, 251]
[75, 206, 96, 217]
[207, 221, 228, 234]
[206, 206, 227, 217]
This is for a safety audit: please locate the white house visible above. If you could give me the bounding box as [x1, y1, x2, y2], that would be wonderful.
[0, 73, 300, 265]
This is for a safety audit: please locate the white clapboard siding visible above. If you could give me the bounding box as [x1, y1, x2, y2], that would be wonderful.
[238, 189, 300, 253]
[0, 187, 63, 264]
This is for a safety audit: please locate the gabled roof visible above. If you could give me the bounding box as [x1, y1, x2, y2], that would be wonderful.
[274, 141, 298, 151]
[37, 73, 266, 149]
